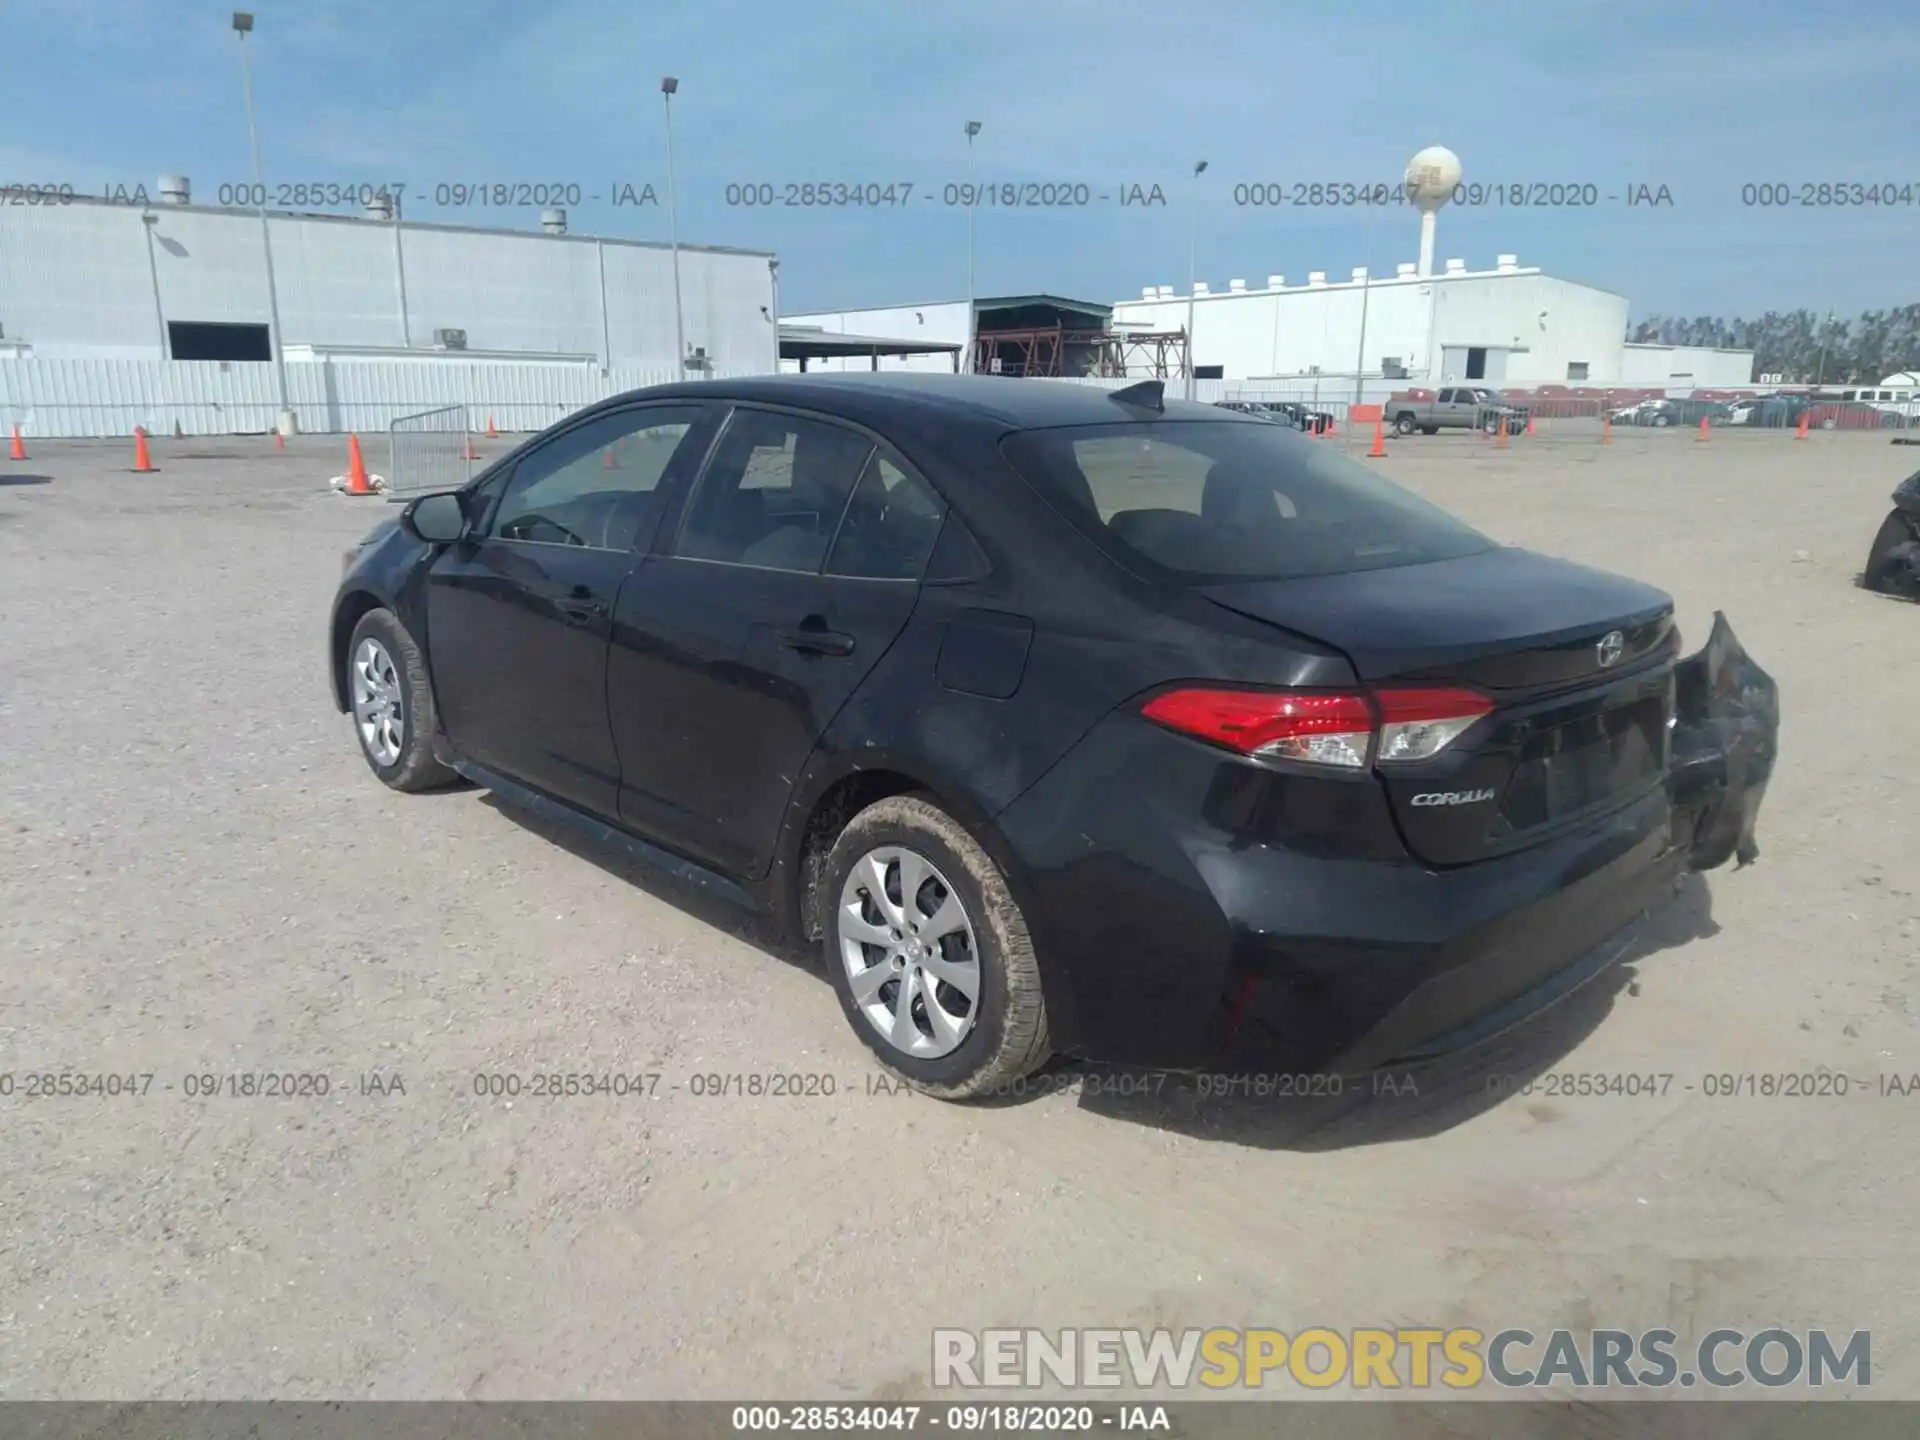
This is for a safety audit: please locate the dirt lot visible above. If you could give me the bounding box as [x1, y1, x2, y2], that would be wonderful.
[0, 427, 1915, 1403]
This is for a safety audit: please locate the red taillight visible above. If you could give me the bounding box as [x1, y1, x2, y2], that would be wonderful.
[1141, 685, 1492, 769]
[1140, 688, 1376, 769]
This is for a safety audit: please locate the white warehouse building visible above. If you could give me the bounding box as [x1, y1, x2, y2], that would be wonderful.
[0, 179, 778, 372]
[1111, 254, 1753, 391]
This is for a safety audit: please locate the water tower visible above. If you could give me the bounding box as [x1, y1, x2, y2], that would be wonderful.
[1404, 145, 1461, 278]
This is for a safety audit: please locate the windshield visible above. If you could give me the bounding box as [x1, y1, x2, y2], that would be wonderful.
[1000, 420, 1497, 581]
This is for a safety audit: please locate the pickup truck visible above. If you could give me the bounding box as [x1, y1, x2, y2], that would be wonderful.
[1386, 387, 1530, 436]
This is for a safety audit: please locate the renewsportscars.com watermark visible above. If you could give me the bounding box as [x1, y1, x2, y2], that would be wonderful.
[932, 1327, 1872, 1391]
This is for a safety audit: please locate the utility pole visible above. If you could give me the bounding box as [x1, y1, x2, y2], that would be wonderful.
[661, 77, 688, 378]
[233, 11, 294, 434]
[964, 120, 982, 374]
[1184, 159, 1208, 401]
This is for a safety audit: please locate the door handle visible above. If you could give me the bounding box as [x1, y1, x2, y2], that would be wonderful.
[558, 599, 608, 626]
[778, 625, 855, 656]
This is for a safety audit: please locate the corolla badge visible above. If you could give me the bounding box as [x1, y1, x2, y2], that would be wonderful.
[1410, 788, 1497, 807]
[1596, 630, 1626, 668]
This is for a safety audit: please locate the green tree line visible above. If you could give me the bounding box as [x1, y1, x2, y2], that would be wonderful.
[1627, 306, 1920, 384]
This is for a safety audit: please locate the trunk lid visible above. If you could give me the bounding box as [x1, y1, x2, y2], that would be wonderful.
[1199, 547, 1679, 866]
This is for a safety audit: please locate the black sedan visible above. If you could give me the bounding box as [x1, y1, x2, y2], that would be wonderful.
[330, 373, 1778, 1098]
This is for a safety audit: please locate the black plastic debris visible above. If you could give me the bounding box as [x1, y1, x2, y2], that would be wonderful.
[1863, 470, 1920, 599]
[1669, 613, 1780, 872]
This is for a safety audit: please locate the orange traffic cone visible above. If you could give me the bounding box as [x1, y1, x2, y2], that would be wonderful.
[132, 427, 156, 473]
[1524, 415, 1535, 436]
[1496, 414, 1510, 449]
[1602, 415, 1612, 446]
[1795, 413, 1809, 440]
[486, 415, 499, 439]
[1368, 418, 1386, 457]
[8, 425, 25, 461]
[603, 444, 619, 469]
[274, 429, 285, 450]
[345, 434, 373, 495]
[462, 434, 481, 460]
[1696, 414, 1709, 443]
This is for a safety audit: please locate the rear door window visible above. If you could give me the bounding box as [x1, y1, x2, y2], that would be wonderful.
[671, 408, 874, 573]
[824, 451, 947, 580]
[1000, 420, 1494, 581]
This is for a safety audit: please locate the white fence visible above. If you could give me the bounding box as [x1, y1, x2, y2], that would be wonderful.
[0, 358, 764, 439]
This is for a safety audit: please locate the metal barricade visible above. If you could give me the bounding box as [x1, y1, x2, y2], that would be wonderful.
[386, 405, 473, 500]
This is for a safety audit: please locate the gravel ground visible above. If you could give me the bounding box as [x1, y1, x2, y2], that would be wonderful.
[0, 427, 1914, 1403]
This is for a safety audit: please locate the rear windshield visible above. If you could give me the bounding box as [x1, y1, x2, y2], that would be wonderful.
[999, 419, 1496, 581]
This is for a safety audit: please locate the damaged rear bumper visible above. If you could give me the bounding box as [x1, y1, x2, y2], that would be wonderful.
[1668, 612, 1780, 871]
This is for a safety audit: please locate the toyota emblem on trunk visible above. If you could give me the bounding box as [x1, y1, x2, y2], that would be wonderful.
[1596, 630, 1626, 668]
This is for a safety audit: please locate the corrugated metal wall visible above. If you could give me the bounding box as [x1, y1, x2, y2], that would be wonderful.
[0, 201, 777, 370]
[0, 358, 767, 437]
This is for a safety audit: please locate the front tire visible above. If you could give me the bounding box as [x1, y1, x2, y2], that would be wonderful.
[821, 795, 1050, 1100]
[346, 608, 457, 792]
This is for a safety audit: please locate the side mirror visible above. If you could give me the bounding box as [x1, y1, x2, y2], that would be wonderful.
[404, 491, 469, 543]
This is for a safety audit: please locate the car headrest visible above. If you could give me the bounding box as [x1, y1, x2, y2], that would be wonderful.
[1200, 463, 1269, 527]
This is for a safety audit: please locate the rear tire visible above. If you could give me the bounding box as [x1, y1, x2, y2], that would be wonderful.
[1394, 413, 1417, 437]
[346, 608, 458, 792]
[821, 795, 1050, 1100]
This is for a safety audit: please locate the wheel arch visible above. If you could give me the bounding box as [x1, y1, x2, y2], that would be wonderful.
[330, 589, 388, 712]
[779, 751, 1016, 946]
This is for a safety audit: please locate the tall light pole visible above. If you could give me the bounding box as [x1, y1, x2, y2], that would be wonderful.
[140, 211, 169, 359]
[661, 76, 688, 379]
[1352, 195, 1376, 413]
[768, 257, 781, 372]
[1814, 307, 1836, 388]
[1184, 159, 1208, 401]
[390, 189, 412, 348]
[233, 12, 293, 435]
[963, 121, 982, 375]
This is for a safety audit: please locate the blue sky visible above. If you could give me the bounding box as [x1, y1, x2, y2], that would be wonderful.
[8, 0, 1918, 317]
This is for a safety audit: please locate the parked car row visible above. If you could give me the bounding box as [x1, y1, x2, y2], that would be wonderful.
[1214, 399, 1336, 435]
[1607, 398, 1734, 428]
[1724, 393, 1899, 430]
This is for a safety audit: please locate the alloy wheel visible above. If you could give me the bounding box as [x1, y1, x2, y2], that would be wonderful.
[838, 845, 981, 1059]
[351, 636, 405, 766]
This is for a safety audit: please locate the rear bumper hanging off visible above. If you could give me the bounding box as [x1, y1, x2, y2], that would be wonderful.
[1668, 612, 1780, 871]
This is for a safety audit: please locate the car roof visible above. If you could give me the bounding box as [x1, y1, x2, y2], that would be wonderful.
[583, 371, 1241, 435]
